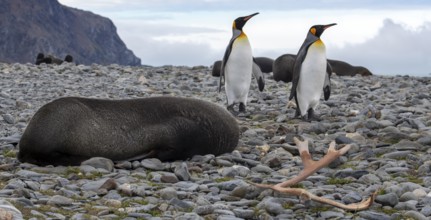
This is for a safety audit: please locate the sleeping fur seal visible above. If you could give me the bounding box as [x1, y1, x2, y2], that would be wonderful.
[273, 53, 372, 83]
[211, 56, 274, 77]
[18, 96, 239, 166]
[35, 53, 74, 65]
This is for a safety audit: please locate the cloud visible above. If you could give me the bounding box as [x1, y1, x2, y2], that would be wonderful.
[58, 1, 431, 76]
[329, 19, 431, 76]
[59, 0, 431, 12]
[114, 20, 226, 66]
[130, 37, 221, 66]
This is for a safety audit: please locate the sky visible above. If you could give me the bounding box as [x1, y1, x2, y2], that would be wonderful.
[57, 0, 431, 76]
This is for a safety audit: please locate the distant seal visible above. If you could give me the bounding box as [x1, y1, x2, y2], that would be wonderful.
[35, 53, 48, 65]
[253, 57, 274, 73]
[35, 53, 74, 65]
[273, 54, 372, 83]
[212, 56, 274, 77]
[212, 60, 223, 77]
[272, 54, 296, 83]
[328, 59, 372, 76]
[18, 96, 240, 166]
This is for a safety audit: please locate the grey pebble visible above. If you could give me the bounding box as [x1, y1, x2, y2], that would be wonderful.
[358, 211, 391, 220]
[46, 195, 73, 206]
[376, 192, 399, 207]
[404, 211, 429, 220]
[1, 64, 431, 219]
[158, 187, 177, 200]
[81, 157, 114, 172]
[141, 158, 165, 171]
[2, 114, 15, 124]
[174, 162, 191, 181]
[421, 205, 431, 216]
[394, 201, 418, 210]
[320, 211, 345, 219]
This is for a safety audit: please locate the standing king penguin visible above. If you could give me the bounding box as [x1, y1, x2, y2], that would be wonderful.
[289, 23, 336, 120]
[219, 12, 264, 114]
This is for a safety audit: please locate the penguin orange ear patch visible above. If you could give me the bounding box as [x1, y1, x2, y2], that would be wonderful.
[310, 28, 316, 35]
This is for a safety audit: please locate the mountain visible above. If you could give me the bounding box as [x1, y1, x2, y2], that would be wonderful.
[0, 0, 141, 66]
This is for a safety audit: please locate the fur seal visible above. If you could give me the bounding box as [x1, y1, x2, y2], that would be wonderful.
[211, 60, 223, 77]
[18, 96, 240, 166]
[273, 53, 372, 83]
[35, 53, 74, 65]
[212, 56, 274, 77]
[272, 54, 296, 83]
[253, 57, 274, 73]
[328, 59, 372, 76]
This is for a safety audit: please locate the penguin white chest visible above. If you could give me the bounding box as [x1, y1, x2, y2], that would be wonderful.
[297, 41, 327, 115]
[225, 36, 253, 104]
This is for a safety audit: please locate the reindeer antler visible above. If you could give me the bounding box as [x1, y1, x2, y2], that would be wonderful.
[252, 137, 376, 211]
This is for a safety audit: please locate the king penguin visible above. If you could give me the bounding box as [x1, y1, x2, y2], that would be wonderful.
[290, 23, 336, 120]
[219, 12, 264, 114]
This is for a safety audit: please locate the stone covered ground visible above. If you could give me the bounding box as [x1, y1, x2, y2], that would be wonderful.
[0, 62, 430, 220]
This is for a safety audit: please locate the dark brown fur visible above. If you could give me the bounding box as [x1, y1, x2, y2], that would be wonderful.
[272, 54, 372, 83]
[35, 53, 74, 65]
[211, 57, 274, 77]
[18, 96, 239, 166]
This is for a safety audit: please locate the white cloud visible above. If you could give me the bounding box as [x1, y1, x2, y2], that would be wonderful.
[57, 1, 431, 75]
[329, 19, 431, 76]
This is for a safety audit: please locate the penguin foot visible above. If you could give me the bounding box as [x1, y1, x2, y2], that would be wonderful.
[294, 109, 301, 118]
[239, 103, 246, 113]
[307, 109, 321, 121]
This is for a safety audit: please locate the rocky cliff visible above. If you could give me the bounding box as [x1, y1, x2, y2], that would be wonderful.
[0, 0, 141, 66]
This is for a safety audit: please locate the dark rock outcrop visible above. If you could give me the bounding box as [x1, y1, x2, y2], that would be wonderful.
[0, 0, 141, 66]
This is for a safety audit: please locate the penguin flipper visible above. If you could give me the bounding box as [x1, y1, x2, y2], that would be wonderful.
[323, 61, 332, 100]
[290, 50, 306, 100]
[290, 35, 319, 100]
[219, 31, 241, 93]
[252, 58, 265, 91]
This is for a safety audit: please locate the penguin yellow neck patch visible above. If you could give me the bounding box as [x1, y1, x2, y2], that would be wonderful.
[237, 32, 248, 40]
[314, 39, 324, 47]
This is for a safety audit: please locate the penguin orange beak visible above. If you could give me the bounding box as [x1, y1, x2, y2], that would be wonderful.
[244, 12, 259, 21]
[323, 23, 337, 30]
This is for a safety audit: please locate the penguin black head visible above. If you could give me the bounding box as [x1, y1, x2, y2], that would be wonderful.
[233, 12, 259, 31]
[309, 23, 337, 37]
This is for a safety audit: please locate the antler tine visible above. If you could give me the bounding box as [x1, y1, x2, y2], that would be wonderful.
[276, 137, 351, 188]
[250, 136, 376, 211]
[268, 185, 377, 211]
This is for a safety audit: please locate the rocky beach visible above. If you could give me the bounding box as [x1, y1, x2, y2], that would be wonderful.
[0, 62, 430, 220]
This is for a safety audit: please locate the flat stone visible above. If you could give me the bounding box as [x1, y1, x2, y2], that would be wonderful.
[158, 187, 177, 200]
[81, 157, 114, 172]
[358, 211, 391, 220]
[376, 192, 399, 207]
[47, 195, 73, 206]
[141, 158, 165, 171]
[174, 162, 191, 181]
[320, 211, 344, 219]
[334, 169, 369, 179]
[404, 211, 428, 220]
